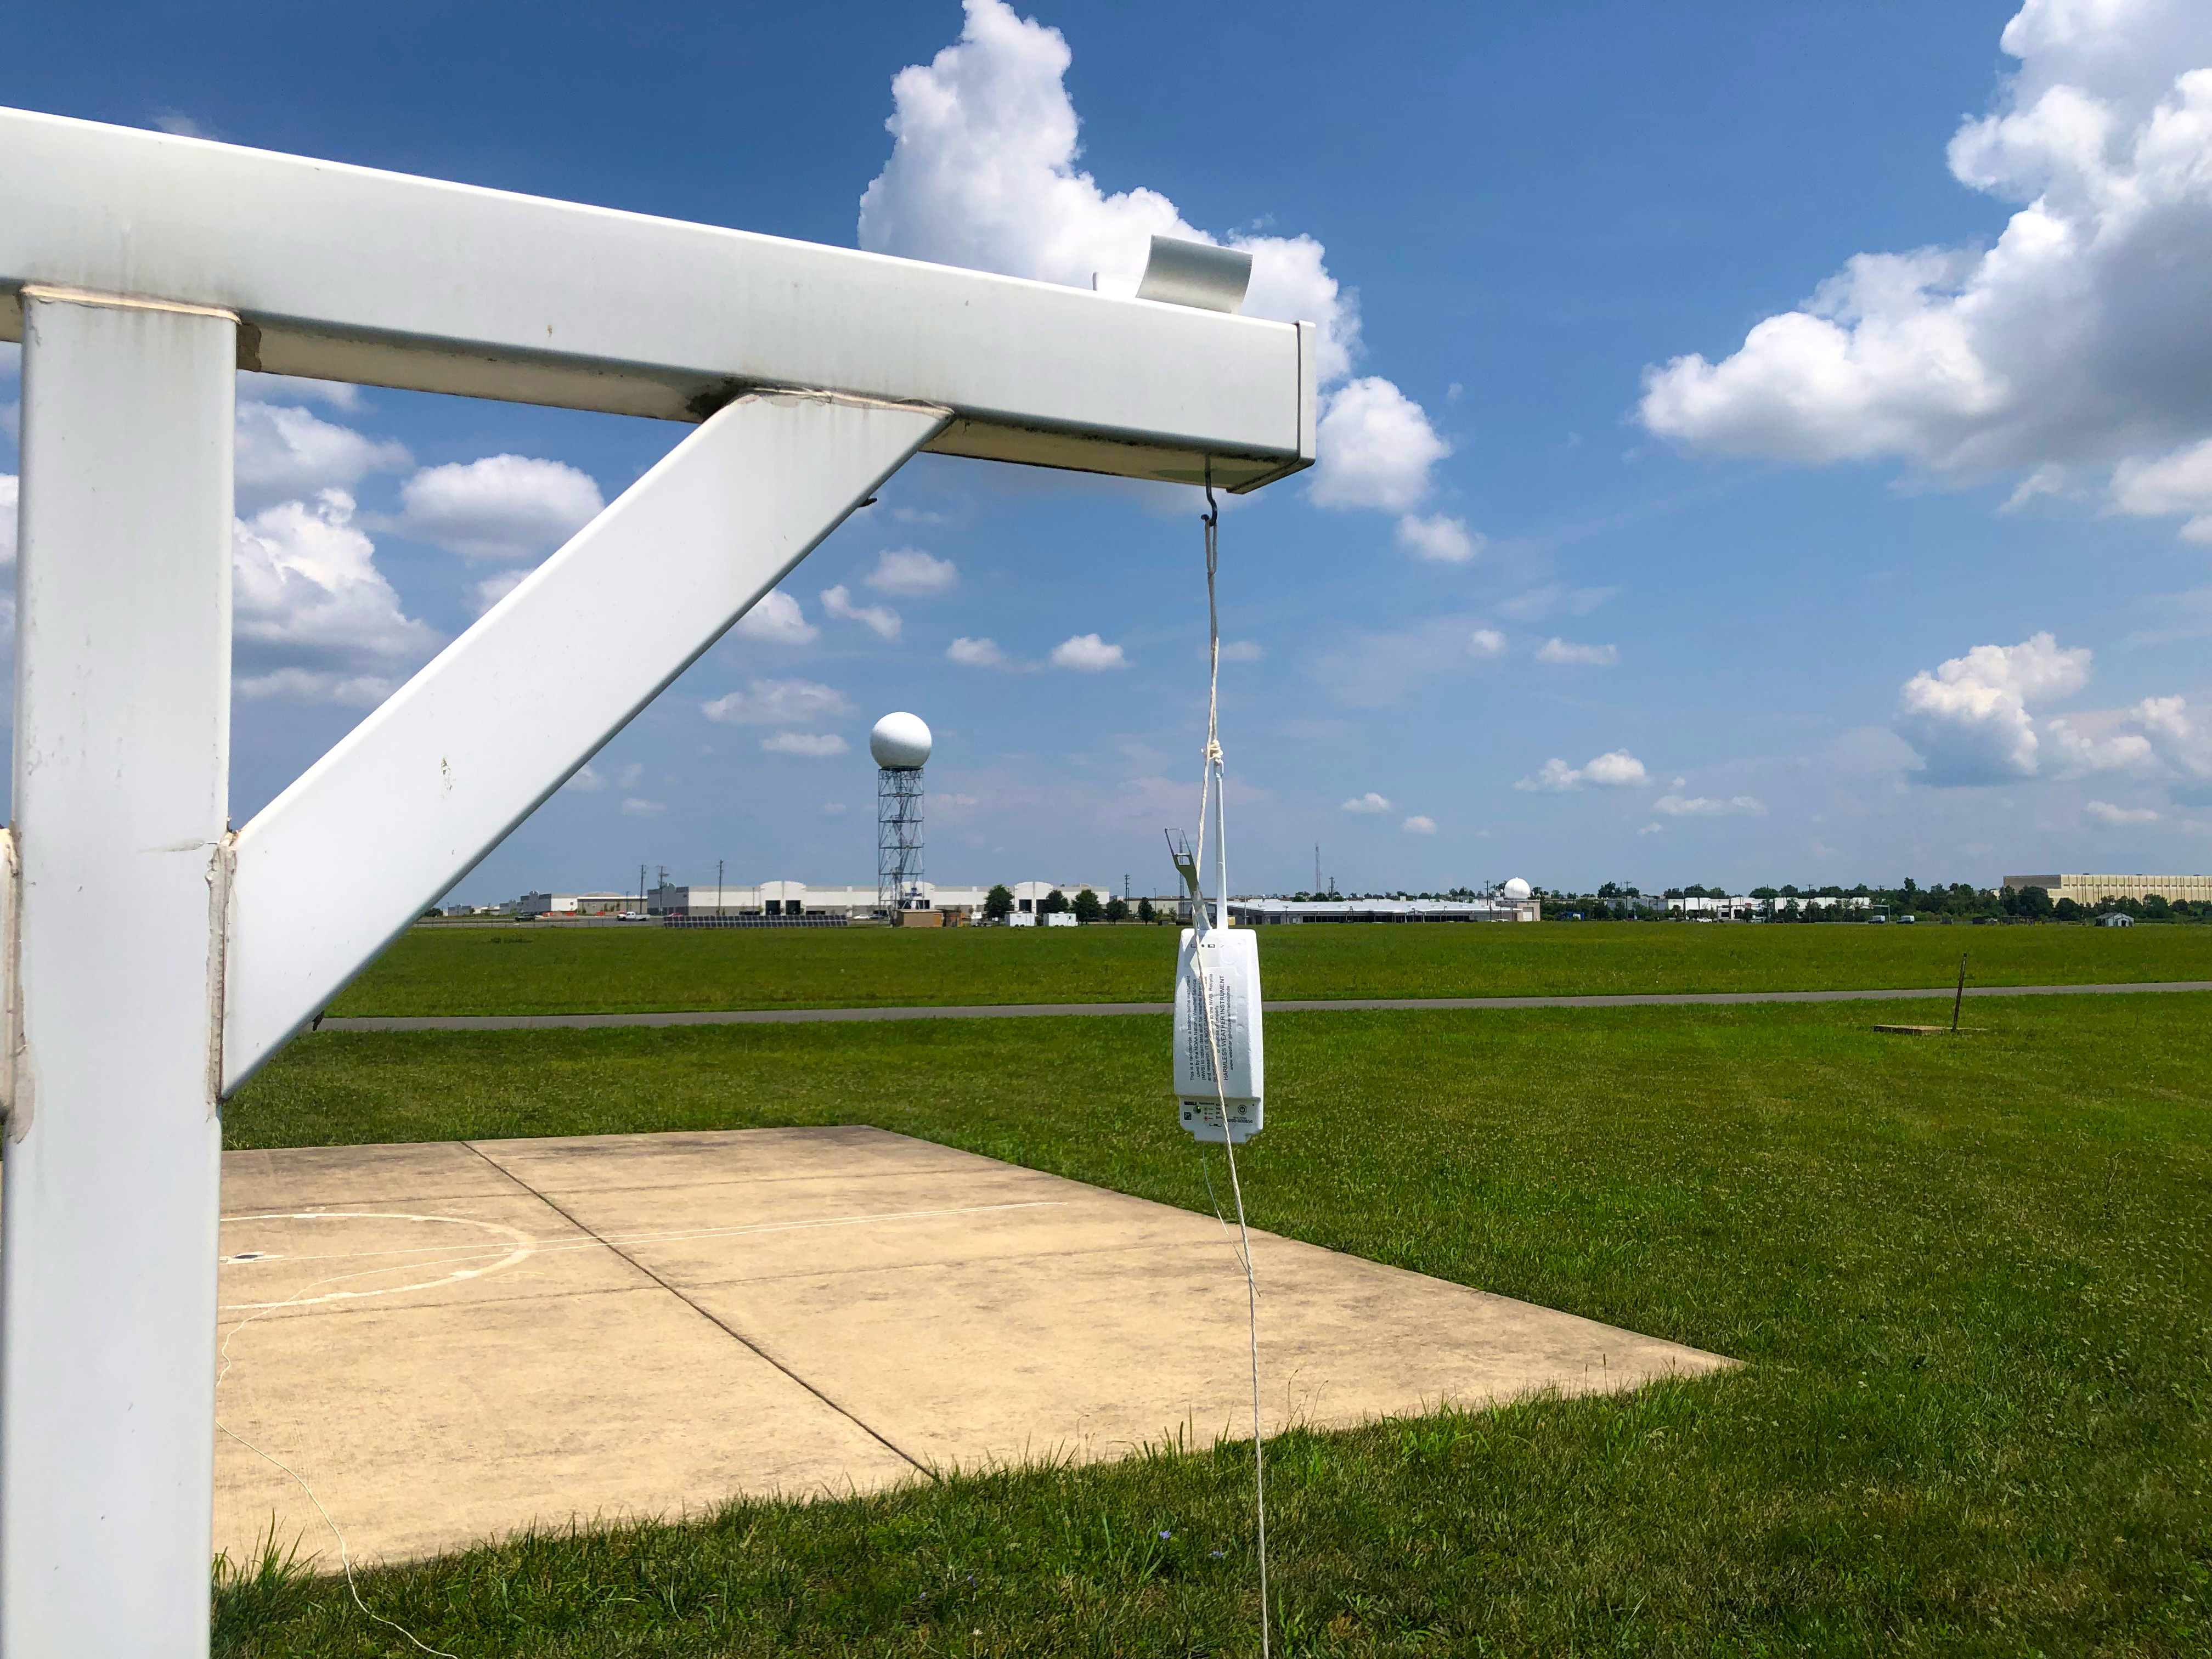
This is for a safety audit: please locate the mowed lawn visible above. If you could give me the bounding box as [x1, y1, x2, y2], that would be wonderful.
[330, 918, 2212, 1016]
[219, 994, 2212, 1656]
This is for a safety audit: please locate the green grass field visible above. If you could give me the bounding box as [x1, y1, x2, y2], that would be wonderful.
[220, 994, 2212, 1656]
[331, 919, 2212, 1017]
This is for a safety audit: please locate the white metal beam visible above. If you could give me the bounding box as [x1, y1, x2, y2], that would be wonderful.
[0, 108, 1314, 493]
[2, 288, 236, 1656]
[221, 391, 949, 1092]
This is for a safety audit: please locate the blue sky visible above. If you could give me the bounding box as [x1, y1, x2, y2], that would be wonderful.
[3, 0, 2208, 902]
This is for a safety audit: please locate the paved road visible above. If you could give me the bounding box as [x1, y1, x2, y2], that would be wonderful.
[311, 979, 2212, 1032]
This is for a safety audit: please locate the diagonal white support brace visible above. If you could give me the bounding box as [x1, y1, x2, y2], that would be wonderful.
[223, 390, 947, 1092]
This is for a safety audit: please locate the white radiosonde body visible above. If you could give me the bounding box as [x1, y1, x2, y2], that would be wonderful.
[1173, 923, 1266, 1143]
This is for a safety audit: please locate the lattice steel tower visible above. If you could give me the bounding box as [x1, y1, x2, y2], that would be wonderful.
[868, 712, 933, 914]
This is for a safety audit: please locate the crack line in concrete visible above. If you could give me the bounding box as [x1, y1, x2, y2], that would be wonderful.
[455, 1139, 933, 1478]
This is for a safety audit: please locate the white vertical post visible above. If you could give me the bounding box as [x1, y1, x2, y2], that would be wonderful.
[2, 289, 236, 1656]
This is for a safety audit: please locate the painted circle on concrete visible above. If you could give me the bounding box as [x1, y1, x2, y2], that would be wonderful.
[219, 1211, 538, 1311]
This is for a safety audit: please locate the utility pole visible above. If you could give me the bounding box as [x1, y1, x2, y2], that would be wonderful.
[639, 861, 646, 913]
[717, 857, 725, 919]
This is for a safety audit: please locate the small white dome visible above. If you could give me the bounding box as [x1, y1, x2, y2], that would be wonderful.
[869, 712, 933, 770]
[1502, 877, 1532, 901]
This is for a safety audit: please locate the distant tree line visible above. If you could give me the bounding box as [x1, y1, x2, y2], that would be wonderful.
[1520, 877, 2210, 924]
[979, 883, 1158, 923]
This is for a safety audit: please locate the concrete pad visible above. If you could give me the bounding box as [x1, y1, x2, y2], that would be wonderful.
[217, 1289, 915, 1565]
[220, 1139, 517, 1211]
[212, 1127, 1732, 1568]
[683, 1238, 1700, 1470]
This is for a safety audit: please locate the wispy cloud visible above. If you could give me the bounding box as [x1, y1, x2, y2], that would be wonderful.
[1653, 793, 1766, 817]
[1536, 637, 1618, 667]
[761, 732, 849, 757]
[822, 584, 901, 640]
[701, 678, 855, 726]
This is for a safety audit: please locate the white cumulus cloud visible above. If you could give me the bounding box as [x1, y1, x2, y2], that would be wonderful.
[866, 547, 959, 594]
[1516, 750, 1649, 791]
[620, 797, 666, 817]
[1638, 0, 2212, 526]
[1894, 631, 2092, 784]
[2049, 693, 2212, 785]
[233, 668, 400, 707]
[230, 489, 439, 703]
[733, 590, 819, 644]
[0, 473, 15, 567]
[1400, 814, 1437, 834]
[397, 454, 605, 561]
[1536, 638, 1620, 666]
[1050, 632, 1127, 671]
[1341, 792, 1393, 814]
[1394, 512, 1485, 563]
[471, 571, 528, 615]
[1310, 379, 1452, 512]
[235, 402, 410, 509]
[238, 372, 364, 410]
[822, 583, 902, 640]
[1468, 628, 1505, 658]
[2110, 436, 2212, 543]
[762, 732, 849, 757]
[701, 678, 856, 726]
[947, 636, 1008, 667]
[856, 0, 1448, 519]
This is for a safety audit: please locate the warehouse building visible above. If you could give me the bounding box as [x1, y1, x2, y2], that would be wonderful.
[1228, 897, 1539, 924]
[506, 891, 636, 917]
[2002, 872, 2212, 906]
[642, 878, 1114, 922]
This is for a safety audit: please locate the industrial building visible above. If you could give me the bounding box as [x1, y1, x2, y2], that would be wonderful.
[2004, 872, 2212, 906]
[1228, 897, 1539, 924]
[639, 878, 1113, 922]
[507, 891, 637, 917]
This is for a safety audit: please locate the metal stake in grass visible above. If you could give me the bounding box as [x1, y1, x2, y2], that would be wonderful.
[1876, 954, 1978, 1037]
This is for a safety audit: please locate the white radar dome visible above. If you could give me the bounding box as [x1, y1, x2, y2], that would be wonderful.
[1502, 877, 1532, 901]
[869, 712, 933, 770]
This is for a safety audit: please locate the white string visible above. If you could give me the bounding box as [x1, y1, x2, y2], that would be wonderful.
[1191, 470, 1269, 1658]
